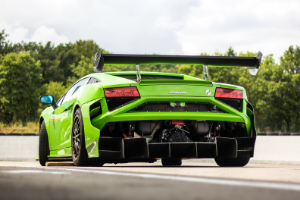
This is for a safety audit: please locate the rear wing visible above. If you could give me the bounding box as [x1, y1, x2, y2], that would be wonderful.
[93, 49, 263, 80]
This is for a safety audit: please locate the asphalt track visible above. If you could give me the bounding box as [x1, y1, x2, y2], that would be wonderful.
[1, 161, 300, 200]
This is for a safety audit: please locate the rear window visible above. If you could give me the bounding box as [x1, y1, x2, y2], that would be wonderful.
[113, 75, 183, 81]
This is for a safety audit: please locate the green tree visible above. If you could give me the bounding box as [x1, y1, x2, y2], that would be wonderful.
[44, 81, 67, 102]
[178, 64, 203, 78]
[28, 42, 64, 84]
[0, 29, 11, 55]
[254, 48, 300, 132]
[73, 40, 100, 59]
[67, 56, 94, 86]
[22, 41, 79, 85]
[0, 30, 31, 56]
[226, 46, 236, 57]
[67, 43, 111, 85]
[265, 45, 300, 132]
[280, 45, 300, 74]
[55, 43, 79, 84]
[0, 52, 42, 125]
[102, 64, 135, 72]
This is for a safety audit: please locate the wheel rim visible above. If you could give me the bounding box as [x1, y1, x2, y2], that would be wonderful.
[72, 114, 81, 159]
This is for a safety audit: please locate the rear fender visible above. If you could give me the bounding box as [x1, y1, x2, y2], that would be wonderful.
[81, 98, 103, 158]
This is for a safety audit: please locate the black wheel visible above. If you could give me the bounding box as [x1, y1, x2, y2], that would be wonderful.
[161, 158, 182, 167]
[214, 154, 250, 167]
[39, 121, 50, 166]
[72, 108, 88, 166]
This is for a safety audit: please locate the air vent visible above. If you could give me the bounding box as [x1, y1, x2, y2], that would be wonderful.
[106, 98, 138, 111]
[247, 103, 254, 112]
[90, 101, 102, 120]
[216, 99, 242, 111]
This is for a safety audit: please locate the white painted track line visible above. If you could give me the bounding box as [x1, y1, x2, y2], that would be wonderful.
[29, 166, 300, 192]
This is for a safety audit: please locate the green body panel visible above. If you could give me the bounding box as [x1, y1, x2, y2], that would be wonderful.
[106, 112, 244, 122]
[49, 147, 72, 157]
[49, 109, 72, 150]
[39, 71, 254, 159]
[81, 98, 102, 158]
[91, 97, 251, 134]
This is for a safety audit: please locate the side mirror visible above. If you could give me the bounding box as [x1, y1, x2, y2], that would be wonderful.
[39, 95, 58, 109]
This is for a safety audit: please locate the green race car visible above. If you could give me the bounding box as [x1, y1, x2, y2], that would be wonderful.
[39, 49, 263, 167]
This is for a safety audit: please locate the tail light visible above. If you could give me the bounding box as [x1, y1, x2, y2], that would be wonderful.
[104, 87, 140, 98]
[215, 88, 243, 99]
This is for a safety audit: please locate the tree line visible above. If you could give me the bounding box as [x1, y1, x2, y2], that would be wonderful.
[0, 29, 299, 132]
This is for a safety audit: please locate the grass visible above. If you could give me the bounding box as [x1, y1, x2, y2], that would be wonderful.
[0, 122, 39, 134]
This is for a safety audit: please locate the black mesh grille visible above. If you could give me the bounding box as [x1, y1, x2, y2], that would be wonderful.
[107, 98, 138, 111]
[128, 102, 225, 113]
[216, 99, 242, 111]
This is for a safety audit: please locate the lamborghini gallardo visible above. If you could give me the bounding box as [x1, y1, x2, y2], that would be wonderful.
[39, 49, 263, 167]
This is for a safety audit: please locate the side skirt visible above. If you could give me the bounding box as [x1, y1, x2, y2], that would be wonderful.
[48, 156, 72, 161]
[49, 147, 72, 157]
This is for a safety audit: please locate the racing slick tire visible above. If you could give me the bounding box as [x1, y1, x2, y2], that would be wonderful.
[39, 121, 50, 166]
[161, 158, 182, 167]
[72, 108, 89, 166]
[214, 154, 250, 167]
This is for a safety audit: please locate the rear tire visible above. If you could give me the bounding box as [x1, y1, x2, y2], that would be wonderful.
[214, 154, 250, 167]
[39, 121, 50, 166]
[161, 158, 182, 167]
[72, 108, 89, 166]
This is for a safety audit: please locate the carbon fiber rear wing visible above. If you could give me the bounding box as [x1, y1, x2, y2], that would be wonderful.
[93, 49, 263, 79]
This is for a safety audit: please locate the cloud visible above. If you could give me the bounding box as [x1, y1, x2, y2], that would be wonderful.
[175, 0, 300, 62]
[1, 0, 300, 63]
[0, 0, 198, 54]
[0, 22, 69, 45]
[30, 26, 69, 45]
[9, 27, 29, 42]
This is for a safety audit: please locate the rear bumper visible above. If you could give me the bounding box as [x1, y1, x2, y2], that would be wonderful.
[97, 137, 255, 162]
[93, 96, 252, 133]
[86, 96, 255, 158]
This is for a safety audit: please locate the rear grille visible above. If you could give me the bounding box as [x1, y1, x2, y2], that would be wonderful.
[216, 99, 242, 111]
[128, 102, 225, 113]
[106, 98, 139, 111]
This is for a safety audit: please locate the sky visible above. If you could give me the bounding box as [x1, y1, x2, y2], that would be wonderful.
[1, 0, 300, 63]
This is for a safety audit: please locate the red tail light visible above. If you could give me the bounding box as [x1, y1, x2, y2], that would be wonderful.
[104, 87, 140, 98]
[215, 88, 243, 99]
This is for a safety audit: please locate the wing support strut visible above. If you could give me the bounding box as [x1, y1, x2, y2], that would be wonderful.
[203, 65, 210, 81]
[136, 64, 141, 83]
